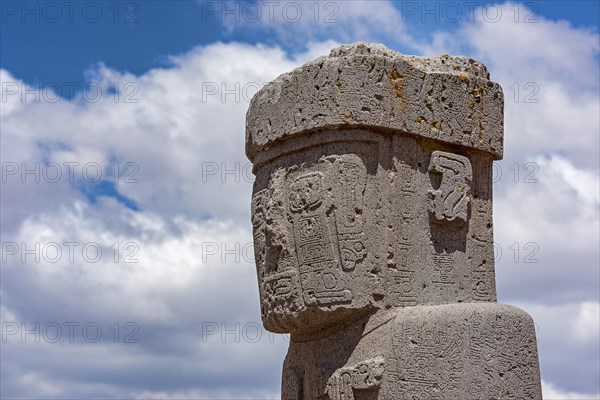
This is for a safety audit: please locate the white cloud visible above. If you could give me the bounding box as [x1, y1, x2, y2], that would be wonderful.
[216, 0, 417, 49]
[573, 301, 600, 344]
[419, 2, 600, 168]
[494, 156, 599, 293]
[1, 2, 599, 398]
[2, 42, 311, 230]
[1, 41, 333, 398]
[543, 380, 600, 400]
[512, 301, 600, 395]
[1, 199, 289, 398]
[418, 10, 598, 394]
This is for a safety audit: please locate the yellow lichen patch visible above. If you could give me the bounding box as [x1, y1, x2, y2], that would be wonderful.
[458, 75, 468, 82]
[388, 68, 409, 112]
[468, 101, 474, 108]
[469, 84, 486, 98]
[337, 111, 353, 123]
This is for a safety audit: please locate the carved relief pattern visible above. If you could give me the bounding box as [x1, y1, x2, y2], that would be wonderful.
[391, 311, 539, 399]
[287, 171, 351, 307]
[333, 157, 367, 272]
[427, 151, 473, 224]
[326, 356, 385, 400]
[271, 154, 369, 309]
[251, 188, 269, 273]
[431, 252, 456, 285]
[253, 176, 303, 325]
[470, 206, 492, 302]
[468, 157, 496, 302]
[387, 145, 418, 307]
[392, 322, 464, 398]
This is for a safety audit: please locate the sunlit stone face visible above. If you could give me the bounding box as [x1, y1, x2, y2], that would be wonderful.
[250, 131, 497, 334]
[245, 42, 541, 400]
[251, 142, 377, 334]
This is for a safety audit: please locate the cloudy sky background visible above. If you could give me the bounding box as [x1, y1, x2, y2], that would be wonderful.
[1, 1, 598, 398]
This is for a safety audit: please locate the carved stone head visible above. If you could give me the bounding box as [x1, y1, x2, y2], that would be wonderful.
[246, 42, 504, 334]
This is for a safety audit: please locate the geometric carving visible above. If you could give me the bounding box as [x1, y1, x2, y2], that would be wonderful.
[393, 321, 465, 398]
[251, 188, 269, 271]
[432, 252, 456, 284]
[245, 43, 541, 399]
[326, 355, 385, 400]
[390, 304, 541, 400]
[333, 155, 367, 271]
[427, 151, 473, 225]
[289, 172, 324, 213]
[287, 168, 355, 308]
[264, 270, 300, 299]
[302, 265, 353, 306]
[294, 213, 334, 265]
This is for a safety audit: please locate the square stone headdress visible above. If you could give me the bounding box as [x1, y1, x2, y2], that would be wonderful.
[246, 42, 504, 164]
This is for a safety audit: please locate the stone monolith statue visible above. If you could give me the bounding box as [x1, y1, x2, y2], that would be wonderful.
[246, 42, 542, 400]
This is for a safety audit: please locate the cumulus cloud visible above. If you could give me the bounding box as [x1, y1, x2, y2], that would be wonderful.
[420, 2, 600, 168]
[1, 41, 318, 398]
[1, 199, 291, 398]
[513, 301, 600, 395]
[495, 154, 599, 306]
[542, 380, 600, 400]
[421, 4, 599, 394]
[214, 0, 416, 49]
[1, 1, 599, 398]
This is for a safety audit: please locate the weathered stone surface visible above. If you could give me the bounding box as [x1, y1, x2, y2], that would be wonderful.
[251, 130, 496, 334]
[282, 303, 541, 400]
[246, 42, 541, 399]
[246, 42, 504, 163]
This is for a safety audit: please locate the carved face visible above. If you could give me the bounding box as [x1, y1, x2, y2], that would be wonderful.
[250, 143, 489, 334]
[251, 154, 371, 333]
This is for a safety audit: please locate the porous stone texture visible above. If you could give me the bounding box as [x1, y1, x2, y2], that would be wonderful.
[283, 304, 540, 399]
[246, 42, 504, 163]
[246, 42, 542, 399]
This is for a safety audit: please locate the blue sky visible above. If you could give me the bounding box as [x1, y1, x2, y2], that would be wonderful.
[3, 1, 598, 90]
[1, 1, 599, 399]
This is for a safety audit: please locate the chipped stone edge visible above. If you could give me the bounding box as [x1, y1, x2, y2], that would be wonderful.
[245, 42, 504, 162]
